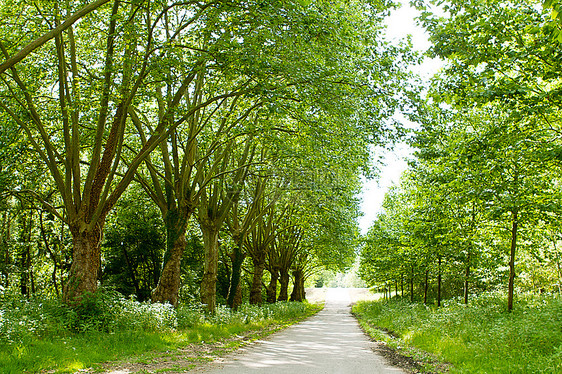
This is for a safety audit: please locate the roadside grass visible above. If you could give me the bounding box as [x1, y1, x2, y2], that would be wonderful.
[353, 292, 562, 373]
[0, 291, 322, 373]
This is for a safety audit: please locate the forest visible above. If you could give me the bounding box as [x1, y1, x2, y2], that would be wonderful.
[2, 0, 562, 373]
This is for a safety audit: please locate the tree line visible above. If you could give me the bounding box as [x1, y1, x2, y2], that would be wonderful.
[360, 0, 562, 311]
[0, 0, 412, 311]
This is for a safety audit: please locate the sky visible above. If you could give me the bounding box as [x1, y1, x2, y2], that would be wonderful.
[357, 0, 443, 234]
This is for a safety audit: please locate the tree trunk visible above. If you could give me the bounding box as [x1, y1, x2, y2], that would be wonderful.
[464, 250, 471, 305]
[63, 225, 103, 304]
[278, 269, 290, 301]
[200, 224, 220, 312]
[424, 269, 429, 304]
[249, 252, 266, 305]
[152, 208, 190, 306]
[152, 231, 187, 307]
[290, 269, 305, 302]
[227, 244, 245, 309]
[19, 212, 33, 297]
[266, 268, 279, 303]
[437, 257, 442, 308]
[507, 210, 518, 312]
[410, 266, 414, 302]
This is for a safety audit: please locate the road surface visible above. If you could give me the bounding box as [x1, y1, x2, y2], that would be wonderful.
[194, 288, 404, 373]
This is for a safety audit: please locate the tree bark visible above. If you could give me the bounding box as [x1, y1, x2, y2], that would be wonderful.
[63, 224, 103, 304]
[151, 232, 186, 307]
[507, 210, 518, 312]
[424, 269, 429, 304]
[200, 224, 220, 312]
[249, 252, 266, 304]
[437, 257, 442, 308]
[152, 208, 190, 307]
[278, 269, 290, 302]
[410, 266, 414, 302]
[290, 269, 305, 302]
[227, 244, 245, 309]
[464, 250, 471, 305]
[266, 268, 279, 303]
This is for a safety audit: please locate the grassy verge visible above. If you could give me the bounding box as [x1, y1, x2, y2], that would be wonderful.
[0, 291, 322, 373]
[352, 292, 562, 373]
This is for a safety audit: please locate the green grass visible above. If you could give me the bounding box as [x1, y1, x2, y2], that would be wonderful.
[353, 292, 562, 373]
[0, 291, 322, 373]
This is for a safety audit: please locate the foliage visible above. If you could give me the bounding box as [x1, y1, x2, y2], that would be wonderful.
[0, 288, 320, 373]
[353, 293, 562, 373]
[102, 189, 166, 301]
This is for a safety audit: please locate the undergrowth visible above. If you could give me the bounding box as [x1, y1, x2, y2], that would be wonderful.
[0, 290, 321, 373]
[353, 292, 562, 373]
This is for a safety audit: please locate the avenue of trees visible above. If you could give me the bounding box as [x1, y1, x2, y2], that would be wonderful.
[0, 0, 414, 311]
[360, 0, 562, 311]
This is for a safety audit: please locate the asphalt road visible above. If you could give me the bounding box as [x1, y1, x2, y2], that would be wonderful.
[194, 288, 405, 374]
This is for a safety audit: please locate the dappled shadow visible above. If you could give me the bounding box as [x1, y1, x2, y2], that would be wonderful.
[197, 288, 403, 373]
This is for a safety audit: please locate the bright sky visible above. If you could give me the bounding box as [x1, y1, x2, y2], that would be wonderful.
[358, 0, 443, 234]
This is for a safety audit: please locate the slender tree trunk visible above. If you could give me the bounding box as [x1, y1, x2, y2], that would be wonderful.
[249, 252, 266, 305]
[554, 247, 562, 295]
[437, 257, 442, 308]
[410, 266, 414, 302]
[424, 269, 429, 304]
[1, 212, 10, 287]
[200, 224, 220, 312]
[19, 212, 34, 297]
[278, 269, 290, 302]
[401, 273, 404, 297]
[227, 244, 245, 309]
[63, 224, 103, 304]
[464, 250, 471, 305]
[266, 268, 279, 303]
[508, 210, 518, 312]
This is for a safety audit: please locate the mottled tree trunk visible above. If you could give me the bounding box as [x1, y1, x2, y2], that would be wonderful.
[63, 225, 103, 304]
[152, 208, 190, 307]
[508, 210, 518, 312]
[423, 269, 429, 304]
[151, 232, 186, 307]
[278, 269, 290, 302]
[200, 225, 220, 312]
[227, 245, 245, 309]
[410, 265, 414, 302]
[464, 250, 471, 305]
[266, 268, 279, 303]
[437, 257, 442, 308]
[249, 252, 266, 305]
[290, 269, 305, 302]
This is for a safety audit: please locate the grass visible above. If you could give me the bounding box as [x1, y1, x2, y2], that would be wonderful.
[0, 291, 322, 373]
[352, 292, 562, 373]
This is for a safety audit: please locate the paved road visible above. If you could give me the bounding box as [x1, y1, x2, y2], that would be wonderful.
[194, 288, 404, 374]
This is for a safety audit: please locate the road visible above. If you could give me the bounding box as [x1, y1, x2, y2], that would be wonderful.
[193, 288, 405, 374]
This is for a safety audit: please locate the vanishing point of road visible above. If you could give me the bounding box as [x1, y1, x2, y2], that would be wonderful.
[194, 288, 405, 374]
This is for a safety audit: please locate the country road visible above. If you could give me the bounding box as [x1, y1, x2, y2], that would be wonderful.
[192, 288, 405, 374]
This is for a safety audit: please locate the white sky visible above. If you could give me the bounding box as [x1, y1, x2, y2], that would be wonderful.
[358, 0, 443, 234]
